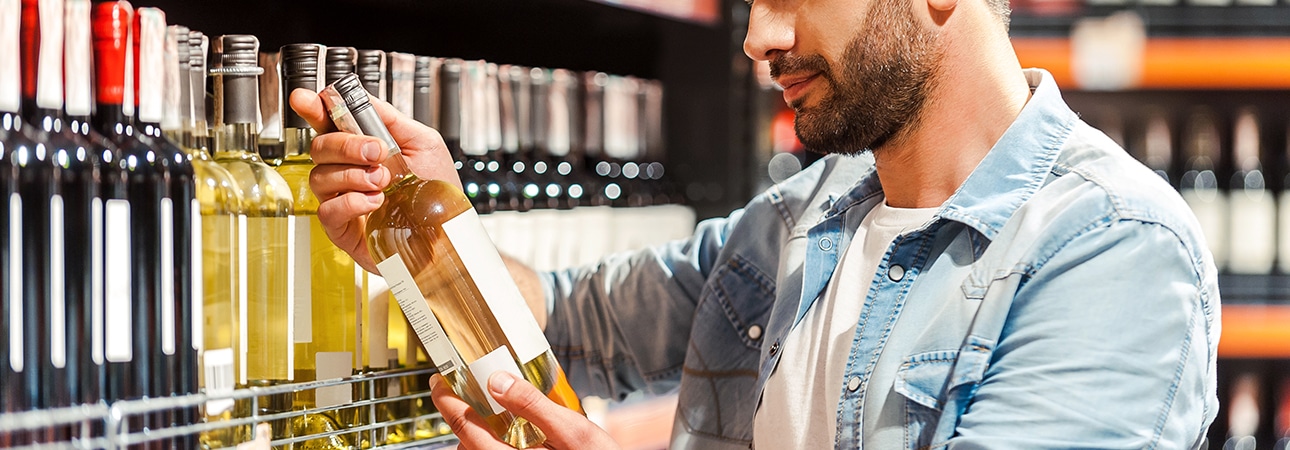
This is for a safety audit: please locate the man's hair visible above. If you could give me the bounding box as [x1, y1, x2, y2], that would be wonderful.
[988, 0, 1011, 28]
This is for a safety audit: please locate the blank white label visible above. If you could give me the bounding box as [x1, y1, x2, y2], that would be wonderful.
[92, 198, 104, 365]
[354, 266, 365, 369]
[469, 346, 524, 414]
[9, 193, 22, 372]
[367, 275, 390, 369]
[376, 255, 462, 376]
[161, 198, 175, 356]
[441, 208, 550, 362]
[237, 214, 248, 384]
[1229, 190, 1275, 274]
[51, 195, 65, 368]
[293, 217, 312, 343]
[105, 199, 132, 363]
[204, 347, 235, 415]
[191, 200, 203, 352]
[315, 351, 353, 408]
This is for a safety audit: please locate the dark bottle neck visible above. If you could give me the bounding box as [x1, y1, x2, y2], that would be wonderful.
[93, 104, 133, 139]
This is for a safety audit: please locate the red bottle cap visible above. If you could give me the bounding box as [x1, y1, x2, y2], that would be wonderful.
[91, 0, 131, 108]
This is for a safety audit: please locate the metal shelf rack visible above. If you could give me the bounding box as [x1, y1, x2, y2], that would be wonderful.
[0, 367, 457, 449]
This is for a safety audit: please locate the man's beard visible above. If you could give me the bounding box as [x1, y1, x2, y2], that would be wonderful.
[772, 0, 942, 155]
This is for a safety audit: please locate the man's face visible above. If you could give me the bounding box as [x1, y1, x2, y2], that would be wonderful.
[749, 0, 943, 155]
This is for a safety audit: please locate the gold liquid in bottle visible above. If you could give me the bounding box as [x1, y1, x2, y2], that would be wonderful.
[322, 73, 582, 448]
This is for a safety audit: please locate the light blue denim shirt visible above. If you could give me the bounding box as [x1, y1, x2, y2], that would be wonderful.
[542, 69, 1220, 449]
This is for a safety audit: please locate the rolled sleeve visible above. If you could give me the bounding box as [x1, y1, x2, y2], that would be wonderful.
[541, 210, 743, 400]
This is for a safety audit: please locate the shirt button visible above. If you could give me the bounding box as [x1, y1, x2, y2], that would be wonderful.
[888, 264, 906, 282]
[847, 376, 861, 392]
[818, 237, 834, 251]
[747, 325, 763, 341]
[768, 341, 781, 356]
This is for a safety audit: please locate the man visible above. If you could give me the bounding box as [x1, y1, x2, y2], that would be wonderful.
[291, 0, 1221, 446]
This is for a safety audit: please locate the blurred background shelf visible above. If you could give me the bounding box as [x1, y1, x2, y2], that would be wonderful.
[1013, 36, 1290, 89]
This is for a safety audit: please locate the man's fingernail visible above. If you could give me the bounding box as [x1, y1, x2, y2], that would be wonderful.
[366, 192, 383, 205]
[367, 167, 384, 185]
[490, 372, 516, 395]
[363, 141, 382, 161]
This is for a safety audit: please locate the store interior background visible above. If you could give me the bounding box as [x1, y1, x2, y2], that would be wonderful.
[140, 0, 1290, 448]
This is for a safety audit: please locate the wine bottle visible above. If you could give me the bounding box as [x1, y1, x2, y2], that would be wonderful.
[92, 3, 168, 446]
[163, 26, 243, 448]
[275, 42, 357, 450]
[439, 59, 476, 204]
[132, 10, 201, 447]
[209, 33, 295, 443]
[18, 0, 77, 429]
[63, 0, 113, 415]
[1, 0, 38, 441]
[323, 72, 583, 448]
[576, 71, 614, 267]
[1179, 109, 1229, 271]
[257, 51, 283, 166]
[1227, 108, 1275, 274]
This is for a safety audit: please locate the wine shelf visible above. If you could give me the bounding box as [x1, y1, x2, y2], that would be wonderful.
[0, 367, 456, 450]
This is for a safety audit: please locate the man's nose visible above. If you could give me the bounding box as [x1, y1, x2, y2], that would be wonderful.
[743, 2, 795, 62]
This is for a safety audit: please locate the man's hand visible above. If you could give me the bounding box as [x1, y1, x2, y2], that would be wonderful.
[431, 372, 620, 450]
[287, 88, 462, 273]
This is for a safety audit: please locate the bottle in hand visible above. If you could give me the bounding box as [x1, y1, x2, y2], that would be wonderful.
[320, 72, 583, 448]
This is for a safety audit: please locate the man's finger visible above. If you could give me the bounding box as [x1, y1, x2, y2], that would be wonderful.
[487, 371, 600, 448]
[430, 374, 509, 449]
[311, 132, 388, 166]
[309, 164, 388, 200]
[288, 88, 336, 134]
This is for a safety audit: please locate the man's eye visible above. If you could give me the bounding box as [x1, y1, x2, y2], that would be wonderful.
[745, 0, 753, 5]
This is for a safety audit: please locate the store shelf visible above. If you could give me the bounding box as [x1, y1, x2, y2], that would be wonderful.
[0, 367, 454, 450]
[1219, 303, 1290, 359]
[584, 0, 721, 24]
[1012, 36, 1290, 89]
[1010, 5, 1290, 37]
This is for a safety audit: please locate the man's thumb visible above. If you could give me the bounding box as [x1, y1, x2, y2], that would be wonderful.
[489, 371, 566, 428]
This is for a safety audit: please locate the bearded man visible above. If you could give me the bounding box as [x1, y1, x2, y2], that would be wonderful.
[291, 0, 1220, 447]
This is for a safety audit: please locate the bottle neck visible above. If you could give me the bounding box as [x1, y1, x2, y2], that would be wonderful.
[216, 122, 259, 156]
[282, 126, 313, 160]
[93, 104, 133, 138]
[382, 152, 415, 194]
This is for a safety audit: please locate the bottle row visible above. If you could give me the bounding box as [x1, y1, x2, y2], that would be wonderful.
[1212, 360, 1290, 450]
[1083, 104, 1289, 277]
[0, 0, 692, 448]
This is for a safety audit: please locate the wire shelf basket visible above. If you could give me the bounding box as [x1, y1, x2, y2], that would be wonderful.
[0, 367, 457, 449]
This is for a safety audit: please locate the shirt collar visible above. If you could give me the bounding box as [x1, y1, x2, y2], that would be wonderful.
[827, 69, 1078, 242]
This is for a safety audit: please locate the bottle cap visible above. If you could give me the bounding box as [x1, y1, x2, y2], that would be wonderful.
[91, 0, 132, 113]
[280, 43, 322, 129]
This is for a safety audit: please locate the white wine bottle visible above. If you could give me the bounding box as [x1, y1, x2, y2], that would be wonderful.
[276, 42, 357, 450]
[321, 73, 582, 448]
[209, 34, 295, 443]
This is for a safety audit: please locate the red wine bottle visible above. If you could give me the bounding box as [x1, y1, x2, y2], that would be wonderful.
[64, 0, 115, 412]
[17, 2, 66, 437]
[1, 0, 40, 444]
[92, 9, 166, 449]
[131, 8, 197, 446]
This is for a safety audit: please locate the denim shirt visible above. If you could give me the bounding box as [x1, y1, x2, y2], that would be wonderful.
[542, 69, 1220, 449]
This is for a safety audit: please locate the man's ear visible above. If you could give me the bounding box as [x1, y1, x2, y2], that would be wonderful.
[926, 0, 956, 24]
[927, 0, 957, 12]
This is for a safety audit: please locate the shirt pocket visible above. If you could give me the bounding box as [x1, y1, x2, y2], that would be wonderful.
[677, 254, 776, 444]
[894, 341, 993, 450]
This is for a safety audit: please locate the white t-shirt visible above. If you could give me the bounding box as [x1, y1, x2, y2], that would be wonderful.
[753, 199, 938, 448]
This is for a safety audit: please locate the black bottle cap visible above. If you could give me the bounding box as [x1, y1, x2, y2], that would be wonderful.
[325, 46, 356, 87]
[214, 34, 260, 125]
[439, 58, 461, 141]
[413, 56, 433, 126]
[356, 49, 385, 99]
[280, 43, 321, 129]
[333, 72, 370, 115]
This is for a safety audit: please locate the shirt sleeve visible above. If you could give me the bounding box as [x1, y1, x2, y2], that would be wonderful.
[947, 219, 1221, 449]
[540, 208, 745, 401]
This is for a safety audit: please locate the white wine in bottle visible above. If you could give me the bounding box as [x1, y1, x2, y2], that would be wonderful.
[321, 73, 582, 448]
[276, 43, 357, 450]
[209, 34, 295, 443]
